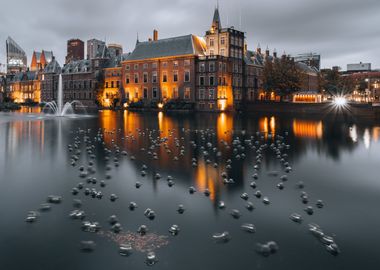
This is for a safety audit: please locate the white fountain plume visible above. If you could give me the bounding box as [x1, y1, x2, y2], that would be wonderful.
[42, 73, 87, 117]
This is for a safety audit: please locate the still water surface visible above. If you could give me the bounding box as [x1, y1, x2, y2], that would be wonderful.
[0, 109, 380, 270]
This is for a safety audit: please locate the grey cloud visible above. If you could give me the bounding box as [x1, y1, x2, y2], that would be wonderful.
[0, 0, 379, 71]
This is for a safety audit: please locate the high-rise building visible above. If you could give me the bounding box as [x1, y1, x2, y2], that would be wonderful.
[65, 39, 84, 64]
[6, 36, 27, 74]
[108, 44, 123, 58]
[87, 39, 106, 59]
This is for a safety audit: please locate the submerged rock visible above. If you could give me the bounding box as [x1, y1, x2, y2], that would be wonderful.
[212, 231, 230, 243]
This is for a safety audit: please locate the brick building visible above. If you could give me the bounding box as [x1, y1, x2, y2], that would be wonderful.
[7, 71, 40, 103]
[40, 58, 61, 102]
[66, 39, 84, 64]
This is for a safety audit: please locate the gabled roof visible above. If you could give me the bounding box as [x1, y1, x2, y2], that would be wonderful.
[43, 58, 61, 73]
[125, 35, 206, 61]
[43, 50, 54, 63]
[13, 71, 37, 82]
[244, 50, 265, 66]
[34, 51, 42, 62]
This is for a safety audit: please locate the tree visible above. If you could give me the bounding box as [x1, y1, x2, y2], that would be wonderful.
[263, 56, 302, 101]
[321, 69, 355, 96]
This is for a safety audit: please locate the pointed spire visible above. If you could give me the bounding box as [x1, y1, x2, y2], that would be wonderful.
[211, 5, 222, 31]
[136, 32, 140, 46]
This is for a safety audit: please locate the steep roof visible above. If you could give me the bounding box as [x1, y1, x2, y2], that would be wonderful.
[62, 59, 91, 74]
[126, 35, 206, 61]
[13, 71, 37, 82]
[43, 58, 61, 73]
[212, 7, 222, 29]
[43, 50, 54, 63]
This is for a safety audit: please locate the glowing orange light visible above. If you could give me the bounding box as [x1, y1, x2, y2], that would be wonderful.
[158, 103, 164, 109]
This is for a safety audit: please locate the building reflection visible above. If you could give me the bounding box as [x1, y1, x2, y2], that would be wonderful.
[216, 113, 233, 143]
[292, 119, 323, 139]
[258, 116, 276, 138]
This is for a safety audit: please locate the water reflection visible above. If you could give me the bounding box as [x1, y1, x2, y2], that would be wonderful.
[293, 120, 323, 139]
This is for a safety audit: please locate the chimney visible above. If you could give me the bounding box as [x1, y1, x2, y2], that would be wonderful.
[153, 29, 158, 41]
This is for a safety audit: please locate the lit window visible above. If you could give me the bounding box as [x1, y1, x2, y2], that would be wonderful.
[184, 87, 191, 99]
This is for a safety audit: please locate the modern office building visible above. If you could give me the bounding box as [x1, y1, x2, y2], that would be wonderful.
[6, 36, 27, 74]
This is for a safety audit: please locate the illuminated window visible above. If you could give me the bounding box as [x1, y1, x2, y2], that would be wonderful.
[185, 70, 190, 82]
[184, 87, 191, 99]
[173, 87, 179, 98]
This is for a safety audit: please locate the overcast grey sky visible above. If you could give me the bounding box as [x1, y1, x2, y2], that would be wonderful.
[0, 0, 379, 71]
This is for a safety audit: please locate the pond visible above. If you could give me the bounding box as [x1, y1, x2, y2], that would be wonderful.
[0, 109, 379, 270]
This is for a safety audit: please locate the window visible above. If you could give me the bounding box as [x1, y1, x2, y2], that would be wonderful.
[117, 81, 120, 88]
[184, 70, 190, 82]
[210, 50, 214, 56]
[221, 37, 225, 45]
[210, 39, 214, 47]
[162, 62, 167, 68]
[134, 73, 139, 83]
[152, 87, 158, 99]
[152, 62, 157, 69]
[173, 87, 179, 99]
[126, 90, 129, 100]
[162, 72, 167, 82]
[199, 89, 205, 99]
[209, 62, 215, 72]
[143, 72, 148, 83]
[184, 87, 191, 99]
[209, 76, 215, 86]
[162, 87, 168, 98]
[111, 81, 114, 88]
[199, 76, 205, 86]
[173, 71, 178, 82]
[152, 72, 157, 83]
[184, 59, 190, 66]
[173, 61, 178, 67]
[223, 63, 227, 72]
[143, 88, 148, 99]
[143, 63, 148, 69]
[221, 48, 225, 56]
[106, 82, 109, 88]
[126, 74, 130, 84]
[209, 89, 215, 99]
[199, 63, 205, 72]
[134, 88, 139, 98]
[134, 64, 139, 70]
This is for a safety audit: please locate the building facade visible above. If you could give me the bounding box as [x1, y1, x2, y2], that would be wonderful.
[87, 39, 106, 60]
[7, 71, 40, 103]
[6, 36, 27, 74]
[40, 58, 61, 102]
[31, 50, 54, 71]
[66, 39, 84, 64]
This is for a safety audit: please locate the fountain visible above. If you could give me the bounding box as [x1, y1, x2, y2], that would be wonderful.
[42, 74, 86, 116]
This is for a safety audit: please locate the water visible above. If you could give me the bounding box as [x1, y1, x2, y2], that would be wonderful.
[0, 109, 380, 270]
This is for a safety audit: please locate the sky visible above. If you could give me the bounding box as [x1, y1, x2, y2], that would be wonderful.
[0, 0, 379, 72]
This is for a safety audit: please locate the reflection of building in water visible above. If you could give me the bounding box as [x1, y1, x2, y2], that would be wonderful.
[349, 125, 358, 143]
[372, 127, 380, 142]
[216, 113, 233, 143]
[363, 129, 371, 149]
[293, 120, 323, 139]
[259, 116, 276, 137]
[195, 159, 219, 201]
